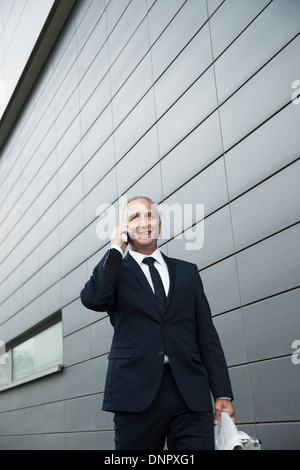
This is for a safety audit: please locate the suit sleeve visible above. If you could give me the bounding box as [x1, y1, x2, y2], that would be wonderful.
[80, 248, 122, 312]
[193, 264, 234, 401]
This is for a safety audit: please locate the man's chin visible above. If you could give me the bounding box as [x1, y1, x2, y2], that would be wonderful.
[129, 237, 158, 250]
[135, 237, 157, 245]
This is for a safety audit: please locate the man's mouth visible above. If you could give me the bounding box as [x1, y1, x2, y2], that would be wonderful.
[137, 230, 152, 238]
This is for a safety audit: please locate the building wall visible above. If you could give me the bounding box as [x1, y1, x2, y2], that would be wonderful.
[0, 0, 299, 450]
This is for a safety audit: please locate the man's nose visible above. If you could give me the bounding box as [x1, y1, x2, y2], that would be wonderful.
[140, 214, 149, 227]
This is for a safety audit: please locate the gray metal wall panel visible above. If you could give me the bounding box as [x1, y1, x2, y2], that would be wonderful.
[209, 0, 270, 60]
[160, 111, 223, 197]
[164, 158, 228, 223]
[213, 309, 247, 367]
[228, 365, 254, 424]
[250, 357, 300, 422]
[256, 423, 300, 451]
[154, 23, 212, 118]
[149, 0, 208, 80]
[213, 0, 300, 103]
[157, 67, 218, 156]
[225, 103, 300, 200]
[201, 256, 241, 315]
[243, 289, 300, 362]
[220, 39, 300, 150]
[167, 205, 234, 270]
[116, 127, 160, 195]
[230, 161, 300, 250]
[236, 224, 300, 305]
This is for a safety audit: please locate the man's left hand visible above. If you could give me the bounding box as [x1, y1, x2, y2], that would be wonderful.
[214, 399, 235, 425]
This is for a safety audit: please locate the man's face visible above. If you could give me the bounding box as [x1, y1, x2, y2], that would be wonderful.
[125, 199, 161, 252]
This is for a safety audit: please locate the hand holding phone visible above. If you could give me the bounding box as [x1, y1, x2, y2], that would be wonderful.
[110, 225, 129, 252]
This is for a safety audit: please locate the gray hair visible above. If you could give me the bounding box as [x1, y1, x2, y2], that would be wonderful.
[120, 196, 160, 223]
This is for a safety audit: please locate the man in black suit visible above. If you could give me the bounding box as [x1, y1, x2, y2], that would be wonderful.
[80, 196, 235, 450]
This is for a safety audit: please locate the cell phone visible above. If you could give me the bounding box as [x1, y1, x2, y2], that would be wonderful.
[121, 232, 128, 244]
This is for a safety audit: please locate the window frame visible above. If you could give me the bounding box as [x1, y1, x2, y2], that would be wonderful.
[0, 313, 64, 392]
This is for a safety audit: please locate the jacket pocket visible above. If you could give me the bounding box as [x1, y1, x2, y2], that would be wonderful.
[190, 351, 203, 364]
[108, 348, 134, 359]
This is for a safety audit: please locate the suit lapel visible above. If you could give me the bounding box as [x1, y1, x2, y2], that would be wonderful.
[123, 253, 161, 314]
[122, 252, 176, 316]
[123, 253, 176, 315]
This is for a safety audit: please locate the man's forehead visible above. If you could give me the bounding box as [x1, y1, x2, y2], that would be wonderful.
[127, 200, 155, 213]
[126, 200, 157, 216]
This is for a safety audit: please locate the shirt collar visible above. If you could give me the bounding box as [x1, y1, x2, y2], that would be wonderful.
[129, 248, 164, 267]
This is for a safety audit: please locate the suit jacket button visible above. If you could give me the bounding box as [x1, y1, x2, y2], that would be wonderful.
[158, 351, 164, 357]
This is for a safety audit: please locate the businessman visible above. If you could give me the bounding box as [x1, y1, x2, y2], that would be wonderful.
[80, 196, 235, 450]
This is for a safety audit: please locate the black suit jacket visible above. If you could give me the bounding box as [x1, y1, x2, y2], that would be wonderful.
[80, 248, 233, 413]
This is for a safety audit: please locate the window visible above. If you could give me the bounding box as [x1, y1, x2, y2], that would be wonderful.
[0, 319, 63, 391]
[0, 351, 9, 388]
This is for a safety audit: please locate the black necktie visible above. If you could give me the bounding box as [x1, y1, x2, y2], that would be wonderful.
[142, 257, 166, 313]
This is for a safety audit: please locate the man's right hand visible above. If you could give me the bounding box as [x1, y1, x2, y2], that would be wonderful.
[110, 225, 131, 253]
